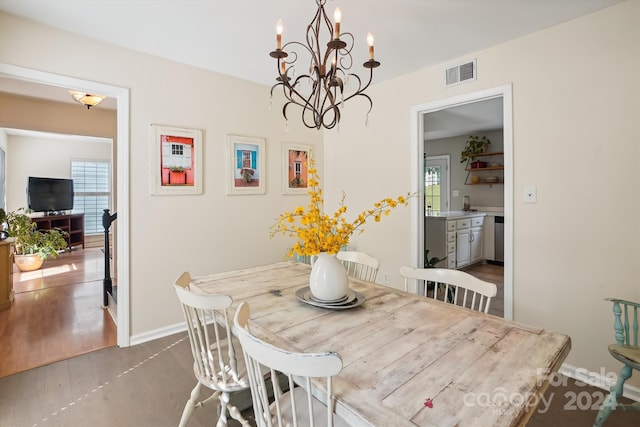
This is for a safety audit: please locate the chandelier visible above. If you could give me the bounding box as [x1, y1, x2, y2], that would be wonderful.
[269, 0, 380, 130]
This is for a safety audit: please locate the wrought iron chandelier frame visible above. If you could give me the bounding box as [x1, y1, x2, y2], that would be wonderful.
[269, 0, 380, 130]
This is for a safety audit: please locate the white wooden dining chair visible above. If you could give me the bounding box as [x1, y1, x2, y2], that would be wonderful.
[594, 298, 640, 426]
[233, 302, 350, 427]
[173, 272, 251, 427]
[400, 266, 497, 314]
[336, 250, 380, 282]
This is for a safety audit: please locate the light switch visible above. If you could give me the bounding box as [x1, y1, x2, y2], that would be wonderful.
[524, 186, 537, 203]
[452, 190, 459, 197]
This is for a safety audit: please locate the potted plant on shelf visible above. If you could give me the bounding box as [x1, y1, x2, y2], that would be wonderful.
[460, 135, 491, 168]
[5, 208, 68, 272]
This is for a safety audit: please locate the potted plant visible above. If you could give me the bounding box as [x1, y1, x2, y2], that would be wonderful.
[424, 249, 446, 268]
[5, 208, 68, 271]
[460, 135, 491, 167]
[424, 249, 454, 302]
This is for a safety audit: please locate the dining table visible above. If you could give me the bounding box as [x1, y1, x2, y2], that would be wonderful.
[191, 261, 571, 427]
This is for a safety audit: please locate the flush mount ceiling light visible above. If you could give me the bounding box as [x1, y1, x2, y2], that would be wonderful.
[69, 90, 106, 109]
[269, 0, 380, 130]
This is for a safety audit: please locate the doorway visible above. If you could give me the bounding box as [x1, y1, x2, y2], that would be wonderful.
[0, 62, 131, 345]
[410, 84, 513, 319]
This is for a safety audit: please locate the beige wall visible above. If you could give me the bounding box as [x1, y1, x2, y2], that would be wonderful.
[325, 0, 640, 381]
[1, 1, 639, 383]
[0, 92, 117, 139]
[0, 11, 323, 338]
[4, 132, 111, 212]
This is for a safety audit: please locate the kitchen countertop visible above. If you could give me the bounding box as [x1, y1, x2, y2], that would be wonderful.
[426, 208, 504, 220]
[425, 210, 487, 220]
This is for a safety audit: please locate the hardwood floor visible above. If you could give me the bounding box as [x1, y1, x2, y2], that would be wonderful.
[0, 248, 116, 378]
[462, 261, 504, 317]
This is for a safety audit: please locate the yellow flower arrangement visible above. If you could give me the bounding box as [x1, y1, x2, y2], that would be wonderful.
[270, 159, 414, 257]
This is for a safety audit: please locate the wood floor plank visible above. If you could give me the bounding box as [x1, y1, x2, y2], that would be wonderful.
[0, 248, 116, 378]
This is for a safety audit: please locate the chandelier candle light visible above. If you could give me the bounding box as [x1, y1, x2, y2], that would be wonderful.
[270, 0, 381, 130]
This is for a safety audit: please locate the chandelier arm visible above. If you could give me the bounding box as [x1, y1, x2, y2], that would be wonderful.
[334, 32, 355, 71]
[287, 75, 322, 112]
[320, 92, 340, 129]
[281, 41, 314, 72]
[339, 66, 375, 105]
[281, 76, 326, 129]
[321, 78, 340, 116]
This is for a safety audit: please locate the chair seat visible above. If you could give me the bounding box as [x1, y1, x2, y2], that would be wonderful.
[192, 336, 272, 393]
[272, 383, 350, 427]
[608, 344, 640, 371]
[193, 362, 249, 394]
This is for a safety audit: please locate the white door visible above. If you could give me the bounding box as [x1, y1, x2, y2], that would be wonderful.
[424, 155, 449, 213]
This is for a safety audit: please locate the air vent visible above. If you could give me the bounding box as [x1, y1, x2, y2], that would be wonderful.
[445, 59, 476, 86]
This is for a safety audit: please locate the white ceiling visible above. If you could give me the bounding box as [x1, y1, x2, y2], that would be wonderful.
[0, 0, 624, 86]
[0, 0, 623, 129]
[423, 97, 503, 140]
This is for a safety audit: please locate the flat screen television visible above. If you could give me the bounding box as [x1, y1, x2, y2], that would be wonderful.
[27, 177, 74, 213]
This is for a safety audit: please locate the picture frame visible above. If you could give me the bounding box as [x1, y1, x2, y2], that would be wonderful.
[226, 134, 266, 195]
[150, 124, 203, 195]
[282, 143, 312, 195]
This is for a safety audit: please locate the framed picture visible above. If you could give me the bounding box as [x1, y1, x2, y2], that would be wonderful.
[282, 143, 312, 195]
[150, 124, 203, 195]
[226, 134, 266, 195]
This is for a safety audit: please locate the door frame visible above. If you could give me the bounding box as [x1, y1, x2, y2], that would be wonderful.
[0, 63, 131, 345]
[410, 84, 514, 319]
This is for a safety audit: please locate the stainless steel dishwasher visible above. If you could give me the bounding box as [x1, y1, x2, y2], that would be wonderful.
[494, 215, 504, 264]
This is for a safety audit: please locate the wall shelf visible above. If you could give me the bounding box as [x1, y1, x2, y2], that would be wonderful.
[464, 152, 504, 186]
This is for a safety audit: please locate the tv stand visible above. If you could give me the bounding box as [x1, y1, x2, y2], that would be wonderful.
[32, 213, 85, 249]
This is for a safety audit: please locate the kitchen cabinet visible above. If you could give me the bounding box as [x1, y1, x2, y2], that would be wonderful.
[425, 213, 484, 270]
[456, 227, 471, 267]
[424, 218, 455, 268]
[0, 238, 15, 312]
[455, 216, 483, 268]
[470, 223, 483, 264]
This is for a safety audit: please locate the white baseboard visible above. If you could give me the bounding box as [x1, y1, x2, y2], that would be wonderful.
[560, 363, 640, 402]
[129, 322, 187, 346]
[104, 292, 117, 324]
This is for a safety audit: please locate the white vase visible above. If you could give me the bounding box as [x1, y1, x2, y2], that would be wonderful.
[309, 252, 349, 301]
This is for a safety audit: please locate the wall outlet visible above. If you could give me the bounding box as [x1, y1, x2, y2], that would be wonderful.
[524, 186, 537, 203]
[383, 274, 390, 284]
[452, 190, 460, 197]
